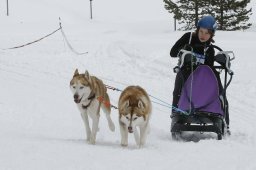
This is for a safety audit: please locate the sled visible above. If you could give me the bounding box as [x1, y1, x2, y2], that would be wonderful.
[170, 45, 235, 140]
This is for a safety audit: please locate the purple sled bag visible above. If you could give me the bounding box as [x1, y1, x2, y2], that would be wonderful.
[178, 65, 224, 115]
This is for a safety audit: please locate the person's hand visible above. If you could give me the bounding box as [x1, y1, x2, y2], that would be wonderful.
[183, 44, 193, 51]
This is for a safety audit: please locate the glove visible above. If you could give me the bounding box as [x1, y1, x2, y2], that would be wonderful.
[183, 44, 193, 51]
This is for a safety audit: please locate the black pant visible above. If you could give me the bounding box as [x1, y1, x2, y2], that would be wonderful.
[172, 67, 191, 108]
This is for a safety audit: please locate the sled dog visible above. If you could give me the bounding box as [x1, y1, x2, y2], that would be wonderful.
[70, 69, 115, 144]
[118, 85, 152, 147]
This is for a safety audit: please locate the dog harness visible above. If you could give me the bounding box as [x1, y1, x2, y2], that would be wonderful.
[97, 96, 111, 108]
[82, 92, 96, 109]
[82, 92, 111, 109]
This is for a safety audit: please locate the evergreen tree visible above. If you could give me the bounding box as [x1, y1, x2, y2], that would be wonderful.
[163, 0, 181, 20]
[164, 0, 211, 30]
[163, 0, 252, 31]
[211, 0, 252, 30]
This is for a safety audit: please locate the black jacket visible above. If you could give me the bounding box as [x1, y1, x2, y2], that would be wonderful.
[170, 32, 215, 67]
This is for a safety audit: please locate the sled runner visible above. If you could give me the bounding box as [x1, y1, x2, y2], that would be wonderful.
[171, 45, 235, 140]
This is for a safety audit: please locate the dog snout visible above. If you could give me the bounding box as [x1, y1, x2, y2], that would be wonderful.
[73, 94, 80, 103]
[128, 126, 133, 133]
[74, 94, 79, 99]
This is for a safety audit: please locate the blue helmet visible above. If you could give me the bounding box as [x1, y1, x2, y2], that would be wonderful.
[197, 16, 217, 32]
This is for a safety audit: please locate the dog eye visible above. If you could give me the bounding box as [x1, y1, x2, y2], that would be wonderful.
[72, 86, 76, 89]
[79, 86, 84, 89]
[133, 117, 138, 120]
[126, 116, 130, 120]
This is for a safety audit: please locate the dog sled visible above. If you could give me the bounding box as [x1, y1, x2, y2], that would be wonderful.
[170, 45, 235, 140]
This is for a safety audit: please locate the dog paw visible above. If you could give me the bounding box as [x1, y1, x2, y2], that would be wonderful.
[88, 135, 96, 145]
[138, 143, 145, 148]
[121, 143, 128, 147]
[89, 139, 96, 145]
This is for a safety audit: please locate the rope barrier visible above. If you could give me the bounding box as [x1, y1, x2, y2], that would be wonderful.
[1, 18, 88, 55]
[1, 27, 61, 50]
[59, 18, 88, 55]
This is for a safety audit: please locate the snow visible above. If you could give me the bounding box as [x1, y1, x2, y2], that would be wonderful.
[1, 0, 256, 170]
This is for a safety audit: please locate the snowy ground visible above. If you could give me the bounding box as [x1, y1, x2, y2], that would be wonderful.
[1, 0, 256, 170]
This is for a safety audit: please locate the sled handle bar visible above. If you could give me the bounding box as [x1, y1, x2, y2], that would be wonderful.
[176, 49, 193, 70]
[188, 44, 223, 51]
[202, 45, 235, 75]
[175, 49, 235, 75]
[215, 51, 235, 75]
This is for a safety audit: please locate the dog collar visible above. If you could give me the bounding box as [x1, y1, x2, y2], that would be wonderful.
[82, 92, 95, 109]
[88, 92, 96, 100]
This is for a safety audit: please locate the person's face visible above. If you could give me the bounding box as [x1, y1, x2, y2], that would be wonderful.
[198, 28, 211, 42]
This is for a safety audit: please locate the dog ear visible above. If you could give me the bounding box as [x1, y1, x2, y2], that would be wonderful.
[74, 69, 79, 77]
[138, 100, 145, 109]
[124, 100, 130, 108]
[85, 70, 91, 80]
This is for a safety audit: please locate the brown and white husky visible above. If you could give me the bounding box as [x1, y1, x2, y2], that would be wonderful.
[70, 69, 115, 144]
[118, 85, 152, 147]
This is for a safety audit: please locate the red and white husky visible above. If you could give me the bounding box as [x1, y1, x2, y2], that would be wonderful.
[118, 85, 152, 147]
